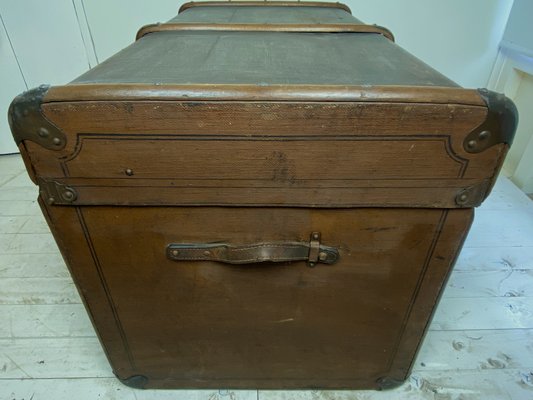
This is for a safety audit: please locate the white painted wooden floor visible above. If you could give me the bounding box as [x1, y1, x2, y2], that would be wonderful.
[1, 153, 533, 400]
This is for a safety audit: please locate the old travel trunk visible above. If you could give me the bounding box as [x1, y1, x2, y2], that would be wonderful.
[9, 1, 517, 390]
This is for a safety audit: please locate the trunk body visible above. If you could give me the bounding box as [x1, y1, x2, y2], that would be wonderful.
[9, 1, 517, 390]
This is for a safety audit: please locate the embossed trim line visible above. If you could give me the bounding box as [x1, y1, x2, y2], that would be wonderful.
[61, 134, 467, 180]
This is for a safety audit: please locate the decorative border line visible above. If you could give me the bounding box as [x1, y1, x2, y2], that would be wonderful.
[384, 210, 448, 373]
[61, 133, 468, 180]
[399, 208, 474, 379]
[76, 207, 136, 370]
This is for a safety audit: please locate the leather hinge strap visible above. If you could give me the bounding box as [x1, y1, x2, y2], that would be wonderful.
[167, 232, 339, 267]
[136, 23, 394, 41]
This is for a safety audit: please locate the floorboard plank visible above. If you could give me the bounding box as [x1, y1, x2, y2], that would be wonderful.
[0, 233, 60, 254]
[0, 253, 69, 278]
[443, 269, 533, 298]
[416, 329, 533, 371]
[0, 277, 81, 305]
[0, 304, 96, 338]
[430, 297, 533, 331]
[455, 246, 533, 271]
[481, 176, 533, 211]
[0, 337, 110, 379]
[0, 379, 257, 400]
[258, 369, 533, 399]
[0, 200, 41, 217]
[464, 209, 533, 248]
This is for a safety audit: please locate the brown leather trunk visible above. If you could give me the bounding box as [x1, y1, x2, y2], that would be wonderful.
[9, 1, 517, 391]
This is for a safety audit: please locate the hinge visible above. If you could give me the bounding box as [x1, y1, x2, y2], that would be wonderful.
[38, 179, 77, 205]
[463, 89, 518, 153]
[8, 85, 67, 150]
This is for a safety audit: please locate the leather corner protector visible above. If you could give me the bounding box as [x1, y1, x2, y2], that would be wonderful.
[117, 374, 149, 389]
[8, 85, 67, 150]
[376, 376, 405, 390]
[455, 180, 490, 207]
[463, 89, 518, 154]
[38, 178, 77, 205]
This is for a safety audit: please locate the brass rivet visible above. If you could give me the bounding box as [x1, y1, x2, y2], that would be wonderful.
[38, 127, 49, 138]
[312, 233, 319, 240]
[203, 250, 211, 256]
[52, 137, 61, 145]
[171, 249, 179, 257]
[467, 140, 477, 149]
[308, 262, 316, 268]
[125, 168, 134, 176]
[459, 193, 468, 202]
[479, 130, 491, 141]
[47, 197, 55, 205]
[319, 252, 328, 261]
[63, 190, 74, 200]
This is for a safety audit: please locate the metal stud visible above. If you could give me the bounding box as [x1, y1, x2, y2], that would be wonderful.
[478, 130, 491, 141]
[38, 127, 49, 138]
[125, 168, 134, 176]
[52, 137, 61, 146]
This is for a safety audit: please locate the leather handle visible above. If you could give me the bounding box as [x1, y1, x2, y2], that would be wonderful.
[166, 232, 339, 267]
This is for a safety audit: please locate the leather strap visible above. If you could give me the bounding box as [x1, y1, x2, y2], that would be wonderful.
[167, 232, 339, 267]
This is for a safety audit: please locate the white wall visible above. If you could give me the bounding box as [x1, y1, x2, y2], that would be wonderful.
[82, 0, 180, 63]
[0, 11, 27, 155]
[501, 0, 533, 57]
[488, 0, 533, 194]
[344, 0, 514, 88]
[0, 0, 514, 154]
[0, 0, 92, 155]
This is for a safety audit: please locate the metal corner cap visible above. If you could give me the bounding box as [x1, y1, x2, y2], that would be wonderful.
[464, 88, 518, 153]
[117, 374, 149, 389]
[480, 88, 518, 146]
[8, 84, 66, 151]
